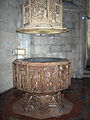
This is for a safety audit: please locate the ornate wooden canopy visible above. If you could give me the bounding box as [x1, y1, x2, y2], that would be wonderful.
[16, 0, 69, 34]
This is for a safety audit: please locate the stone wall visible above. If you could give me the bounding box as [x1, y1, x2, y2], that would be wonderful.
[86, 0, 90, 66]
[0, 0, 19, 93]
[18, 1, 86, 78]
[64, 0, 87, 11]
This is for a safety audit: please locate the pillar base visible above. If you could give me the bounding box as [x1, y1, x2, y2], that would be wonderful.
[12, 92, 73, 119]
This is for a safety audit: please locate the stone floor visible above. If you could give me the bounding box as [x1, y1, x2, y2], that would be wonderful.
[0, 78, 90, 120]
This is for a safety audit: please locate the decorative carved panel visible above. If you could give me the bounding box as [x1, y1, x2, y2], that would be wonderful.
[13, 63, 18, 87]
[23, 0, 62, 27]
[28, 66, 43, 92]
[31, 0, 48, 22]
[17, 65, 27, 91]
[43, 66, 58, 92]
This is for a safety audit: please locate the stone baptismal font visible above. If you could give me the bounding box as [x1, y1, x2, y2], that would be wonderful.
[12, 0, 73, 119]
[13, 58, 73, 119]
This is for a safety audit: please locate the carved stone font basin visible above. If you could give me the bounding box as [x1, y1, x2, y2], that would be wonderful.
[12, 58, 73, 119]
